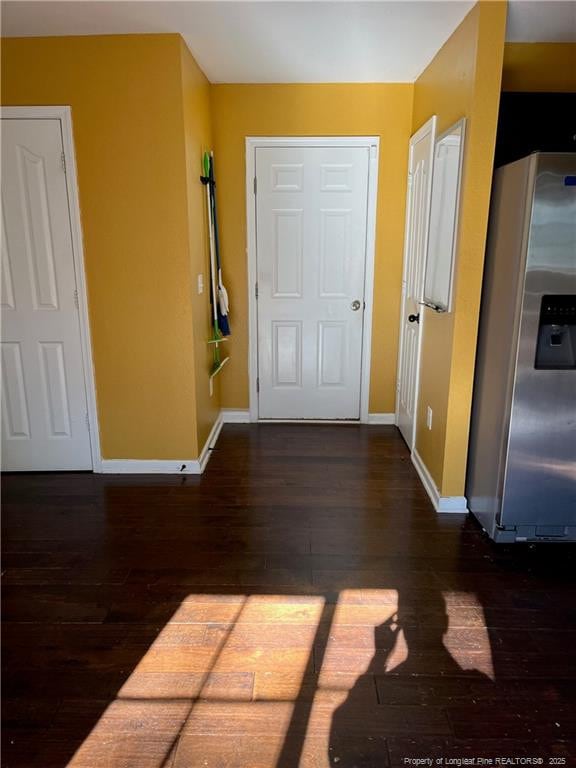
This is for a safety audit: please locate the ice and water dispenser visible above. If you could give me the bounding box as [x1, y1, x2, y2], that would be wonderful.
[535, 295, 576, 370]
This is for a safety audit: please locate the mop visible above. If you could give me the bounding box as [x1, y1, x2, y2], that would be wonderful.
[201, 151, 229, 377]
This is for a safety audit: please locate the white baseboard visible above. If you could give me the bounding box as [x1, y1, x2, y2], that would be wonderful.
[436, 496, 468, 512]
[101, 413, 457, 496]
[221, 409, 251, 423]
[367, 413, 396, 425]
[100, 458, 202, 474]
[411, 448, 438, 506]
[100, 413, 223, 475]
[197, 412, 224, 472]
[411, 448, 468, 514]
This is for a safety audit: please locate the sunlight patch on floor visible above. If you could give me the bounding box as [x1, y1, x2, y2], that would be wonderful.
[66, 588, 494, 767]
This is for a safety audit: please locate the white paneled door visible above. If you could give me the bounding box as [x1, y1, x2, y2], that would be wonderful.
[1, 117, 92, 470]
[396, 117, 436, 448]
[255, 145, 371, 419]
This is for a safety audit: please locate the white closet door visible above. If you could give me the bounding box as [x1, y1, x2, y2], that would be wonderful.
[256, 145, 369, 420]
[396, 118, 436, 448]
[1, 118, 92, 470]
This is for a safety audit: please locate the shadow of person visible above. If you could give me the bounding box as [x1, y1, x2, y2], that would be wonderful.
[328, 590, 495, 767]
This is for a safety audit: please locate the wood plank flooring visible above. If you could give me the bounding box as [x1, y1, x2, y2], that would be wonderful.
[2, 424, 576, 767]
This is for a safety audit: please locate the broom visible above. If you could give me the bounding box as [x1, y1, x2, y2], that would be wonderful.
[201, 152, 229, 377]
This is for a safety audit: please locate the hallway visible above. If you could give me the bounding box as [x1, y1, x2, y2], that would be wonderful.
[2, 425, 576, 766]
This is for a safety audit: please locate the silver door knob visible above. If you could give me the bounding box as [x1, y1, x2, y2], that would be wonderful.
[351, 300, 362, 311]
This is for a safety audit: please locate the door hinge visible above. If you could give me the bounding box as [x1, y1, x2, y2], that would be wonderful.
[85, 411, 90, 431]
[256, 377, 260, 393]
[73, 289, 79, 309]
[61, 151, 66, 173]
[255, 281, 258, 299]
[253, 176, 257, 195]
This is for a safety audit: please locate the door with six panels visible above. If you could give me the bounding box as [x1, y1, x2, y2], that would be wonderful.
[1, 117, 92, 470]
[255, 145, 370, 419]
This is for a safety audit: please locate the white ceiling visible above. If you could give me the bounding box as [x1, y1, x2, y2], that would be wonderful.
[506, 0, 576, 42]
[1, 1, 475, 83]
[2, 1, 575, 84]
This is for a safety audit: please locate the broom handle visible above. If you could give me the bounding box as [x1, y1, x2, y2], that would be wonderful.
[206, 174, 218, 330]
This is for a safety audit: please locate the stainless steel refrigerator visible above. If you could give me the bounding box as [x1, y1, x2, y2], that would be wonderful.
[467, 153, 576, 543]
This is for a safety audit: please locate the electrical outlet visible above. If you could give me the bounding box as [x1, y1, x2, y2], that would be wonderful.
[209, 377, 213, 397]
[197, 274, 204, 295]
[426, 406, 433, 430]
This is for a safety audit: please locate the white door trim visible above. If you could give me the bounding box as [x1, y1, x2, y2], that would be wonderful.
[1, 105, 101, 471]
[394, 116, 436, 450]
[246, 136, 379, 424]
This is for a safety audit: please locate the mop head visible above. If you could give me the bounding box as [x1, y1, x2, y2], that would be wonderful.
[218, 309, 230, 337]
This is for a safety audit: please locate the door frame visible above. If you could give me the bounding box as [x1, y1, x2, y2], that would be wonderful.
[245, 136, 380, 423]
[1, 105, 101, 470]
[394, 116, 436, 450]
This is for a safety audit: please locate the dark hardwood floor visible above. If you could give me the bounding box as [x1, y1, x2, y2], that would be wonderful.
[2, 424, 576, 767]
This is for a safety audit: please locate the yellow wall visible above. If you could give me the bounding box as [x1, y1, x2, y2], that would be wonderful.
[411, 1, 506, 494]
[1, 20, 511, 473]
[179, 39, 220, 450]
[1, 35, 216, 459]
[210, 84, 414, 413]
[502, 43, 576, 92]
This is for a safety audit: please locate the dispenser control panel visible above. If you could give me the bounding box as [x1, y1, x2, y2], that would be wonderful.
[535, 295, 576, 370]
